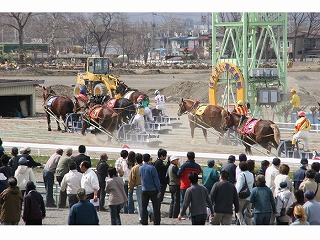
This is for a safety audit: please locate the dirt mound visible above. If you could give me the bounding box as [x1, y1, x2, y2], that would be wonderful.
[140, 69, 165, 75]
[36, 84, 74, 99]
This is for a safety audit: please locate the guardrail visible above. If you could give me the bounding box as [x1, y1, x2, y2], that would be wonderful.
[275, 122, 320, 133]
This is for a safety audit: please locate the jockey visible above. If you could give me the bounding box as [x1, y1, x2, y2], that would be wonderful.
[78, 88, 88, 102]
[292, 111, 312, 152]
[139, 95, 153, 122]
[154, 89, 166, 115]
[131, 97, 146, 133]
[235, 100, 249, 124]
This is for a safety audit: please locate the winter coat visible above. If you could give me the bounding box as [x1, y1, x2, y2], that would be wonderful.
[14, 165, 36, 191]
[0, 186, 23, 223]
[275, 188, 295, 223]
[22, 190, 46, 222]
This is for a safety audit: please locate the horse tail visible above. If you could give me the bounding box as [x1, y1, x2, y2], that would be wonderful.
[270, 123, 281, 145]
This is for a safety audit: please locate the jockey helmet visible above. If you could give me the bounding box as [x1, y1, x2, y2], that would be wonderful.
[138, 99, 143, 104]
[154, 90, 160, 95]
[80, 88, 86, 94]
[137, 95, 144, 102]
[290, 88, 296, 93]
[298, 111, 306, 117]
[237, 100, 244, 106]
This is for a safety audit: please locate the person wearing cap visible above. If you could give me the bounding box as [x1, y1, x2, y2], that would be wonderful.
[55, 148, 73, 208]
[299, 169, 320, 202]
[289, 88, 300, 113]
[221, 155, 237, 184]
[167, 155, 180, 218]
[293, 158, 309, 190]
[154, 89, 166, 115]
[236, 153, 247, 182]
[22, 181, 46, 225]
[0, 176, 23, 225]
[202, 159, 220, 194]
[292, 110, 312, 152]
[210, 170, 239, 225]
[68, 188, 99, 225]
[8, 147, 20, 176]
[302, 190, 320, 225]
[14, 157, 36, 197]
[43, 148, 64, 207]
[275, 181, 295, 225]
[20, 147, 42, 168]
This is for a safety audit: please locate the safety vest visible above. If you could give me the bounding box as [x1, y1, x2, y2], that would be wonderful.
[236, 106, 248, 116]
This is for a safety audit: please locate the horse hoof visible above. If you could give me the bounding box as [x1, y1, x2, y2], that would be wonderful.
[48, 129, 52, 131]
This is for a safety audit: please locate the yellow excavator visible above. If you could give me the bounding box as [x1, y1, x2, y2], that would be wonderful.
[74, 57, 121, 97]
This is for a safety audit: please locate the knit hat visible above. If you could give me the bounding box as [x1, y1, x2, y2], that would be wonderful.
[239, 153, 247, 162]
[279, 182, 287, 189]
[207, 159, 215, 167]
[300, 158, 308, 165]
[18, 157, 28, 165]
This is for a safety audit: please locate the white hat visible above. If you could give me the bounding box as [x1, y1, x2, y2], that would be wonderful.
[170, 155, 179, 162]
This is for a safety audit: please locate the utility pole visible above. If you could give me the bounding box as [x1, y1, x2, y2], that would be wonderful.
[151, 12, 156, 60]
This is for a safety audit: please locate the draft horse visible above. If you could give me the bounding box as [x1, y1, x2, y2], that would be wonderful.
[42, 86, 74, 132]
[177, 98, 226, 143]
[81, 103, 121, 142]
[115, 81, 148, 103]
[221, 110, 281, 155]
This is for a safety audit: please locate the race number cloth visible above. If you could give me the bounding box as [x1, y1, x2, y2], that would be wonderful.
[195, 105, 207, 116]
[240, 118, 260, 135]
[46, 96, 58, 107]
[107, 98, 117, 108]
[90, 106, 102, 119]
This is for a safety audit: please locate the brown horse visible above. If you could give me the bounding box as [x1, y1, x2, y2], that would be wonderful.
[221, 110, 281, 155]
[81, 104, 121, 142]
[177, 98, 226, 143]
[73, 95, 89, 113]
[42, 86, 74, 132]
[115, 81, 148, 103]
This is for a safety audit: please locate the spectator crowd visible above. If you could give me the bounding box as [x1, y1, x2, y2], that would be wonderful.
[1, 136, 320, 226]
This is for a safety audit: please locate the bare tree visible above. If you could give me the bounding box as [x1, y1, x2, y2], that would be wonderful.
[83, 12, 119, 57]
[289, 13, 308, 61]
[0, 12, 32, 63]
[300, 13, 320, 61]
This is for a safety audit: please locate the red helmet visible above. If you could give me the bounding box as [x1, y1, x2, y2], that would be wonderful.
[298, 111, 306, 117]
[137, 95, 144, 102]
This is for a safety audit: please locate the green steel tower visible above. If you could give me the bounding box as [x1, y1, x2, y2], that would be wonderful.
[209, 12, 288, 121]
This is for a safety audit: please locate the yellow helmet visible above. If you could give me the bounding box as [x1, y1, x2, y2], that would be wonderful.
[290, 88, 296, 93]
[237, 100, 244, 106]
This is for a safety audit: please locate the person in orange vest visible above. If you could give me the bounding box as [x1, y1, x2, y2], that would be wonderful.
[292, 111, 312, 152]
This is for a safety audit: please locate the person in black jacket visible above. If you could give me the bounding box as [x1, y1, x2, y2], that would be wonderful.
[20, 147, 42, 168]
[73, 145, 91, 172]
[96, 153, 109, 211]
[153, 148, 170, 209]
[8, 147, 20, 176]
[22, 181, 46, 225]
[221, 155, 237, 184]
